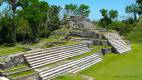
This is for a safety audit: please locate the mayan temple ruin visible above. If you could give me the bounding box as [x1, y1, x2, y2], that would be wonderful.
[0, 16, 131, 80]
[1, 0, 141, 80]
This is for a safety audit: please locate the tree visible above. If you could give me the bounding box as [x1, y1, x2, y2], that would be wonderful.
[125, 4, 140, 20]
[0, 14, 13, 44]
[0, 0, 61, 44]
[109, 10, 118, 20]
[16, 18, 30, 42]
[65, 4, 78, 16]
[99, 9, 111, 28]
[100, 9, 108, 18]
[128, 17, 142, 42]
[99, 9, 119, 28]
[64, 4, 90, 17]
[77, 4, 90, 17]
[16, 0, 50, 41]
[0, 0, 20, 44]
[136, 0, 142, 16]
[48, 5, 61, 31]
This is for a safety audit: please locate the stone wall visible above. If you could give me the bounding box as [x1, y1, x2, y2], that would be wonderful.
[0, 53, 25, 69]
[101, 48, 113, 55]
[91, 39, 109, 46]
[70, 31, 98, 38]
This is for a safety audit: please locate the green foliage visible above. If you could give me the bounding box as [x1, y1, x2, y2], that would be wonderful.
[99, 17, 112, 28]
[64, 4, 90, 17]
[65, 4, 78, 16]
[99, 9, 118, 28]
[0, 14, 13, 44]
[107, 21, 133, 35]
[100, 9, 108, 17]
[109, 10, 118, 19]
[127, 17, 142, 42]
[125, 4, 140, 20]
[0, 0, 61, 44]
[77, 4, 90, 17]
[137, 0, 142, 15]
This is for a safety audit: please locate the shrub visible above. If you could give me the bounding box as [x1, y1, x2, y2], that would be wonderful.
[127, 17, 142, 42]
[107, 21, 133, 36]
[4, 43, 15, 47]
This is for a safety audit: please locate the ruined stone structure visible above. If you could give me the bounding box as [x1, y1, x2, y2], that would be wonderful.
[0, 16, 131, 80]
[67, 16, 95, 30]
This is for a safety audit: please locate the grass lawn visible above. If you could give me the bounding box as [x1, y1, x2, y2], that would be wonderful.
[0, 46, 25, 56]
[7, 70, 36, 79]
[56, 43, 142, 80]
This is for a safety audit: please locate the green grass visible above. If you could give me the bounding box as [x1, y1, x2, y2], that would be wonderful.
[54, 74, 85, 80]
[0, 46, 25, 56]
[55, 43, 142, 80]
[0, 64, 27, 73]
[7, 70, 36, 79]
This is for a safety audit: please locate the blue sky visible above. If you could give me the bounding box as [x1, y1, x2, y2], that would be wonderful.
[43, 0, 135, 20]
[0, 0, 135, 20]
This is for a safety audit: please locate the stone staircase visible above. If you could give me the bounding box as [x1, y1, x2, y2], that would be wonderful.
[23, 43, 102, 80]
[24, 43, 90, 69]
[38, 53, 102, 80]
[103, 32, 131, 53]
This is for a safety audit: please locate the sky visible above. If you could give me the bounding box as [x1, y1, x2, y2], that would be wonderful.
[43, 0, 135, 20]
[0, 0, 135, 20]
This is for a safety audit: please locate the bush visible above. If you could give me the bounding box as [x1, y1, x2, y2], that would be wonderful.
[4, 43, 15, 47]
[127, 17, 142, 42]
[107, 21, 133, 35]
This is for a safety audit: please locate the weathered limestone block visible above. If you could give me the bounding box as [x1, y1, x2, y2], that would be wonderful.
[92, 39, 100, 46]
[0, 62, 5, 69]
[10, 54, 24, 64]
[0, 53, 25, 69]
[5, 60, 15, 68]
[85, 40, 94, 47]
[70, 31, 97, 38]
[99, 40, 109, 46]
[101, 48, 112, 55]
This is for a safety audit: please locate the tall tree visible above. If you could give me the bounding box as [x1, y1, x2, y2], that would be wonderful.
[125, 4, 140, 20]
[65, 4, 78, 16]
[99, 9, 118, 28]
[77, 4, 90, 17]
[136, 0, 142, 16]
[109, 10, 118, 20]
[16, 0, 50, 41]
[16, 18, 30, 42]
[100, 9, 108, 18]
[0, 0, 20, 44]
[48, 5, 61, 31]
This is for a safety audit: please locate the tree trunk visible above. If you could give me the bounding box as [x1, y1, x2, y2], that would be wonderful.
[134, 12, 137, 21]
[13, 12, 16, 45]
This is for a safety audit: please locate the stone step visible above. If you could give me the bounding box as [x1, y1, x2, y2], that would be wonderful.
[25, 45, 89, 60]
[68, 58, 102, 73]
[31, 50, 89, 68]
[39, 53, 102, 80]
[39, 53, 99, 75]
[29, 48, 89, 64]
[104, 33, 131, 54]
[27, 47, 89, 61]
[70, 59, 102, 73]
[25, 43, 87, 56]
